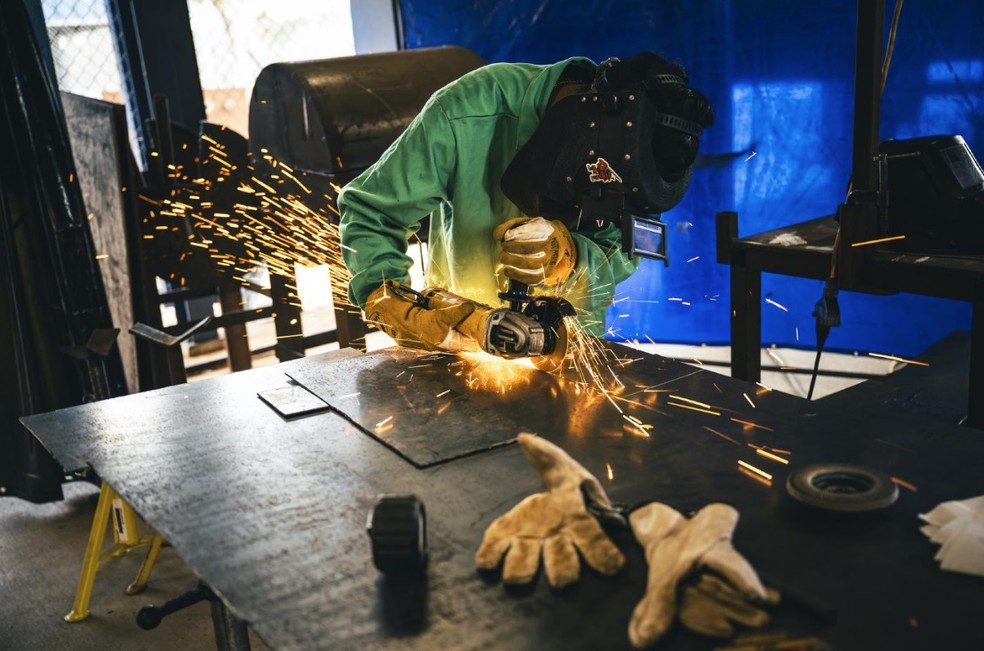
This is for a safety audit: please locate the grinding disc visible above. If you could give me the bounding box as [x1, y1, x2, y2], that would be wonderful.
[786, 463, 899, 512]
[531, 317, 569, 373]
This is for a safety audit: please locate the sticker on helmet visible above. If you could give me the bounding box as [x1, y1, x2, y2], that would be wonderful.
[586, 157, 623, 184]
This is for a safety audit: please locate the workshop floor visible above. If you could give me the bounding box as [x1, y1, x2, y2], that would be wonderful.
[1, 298, 903, 651]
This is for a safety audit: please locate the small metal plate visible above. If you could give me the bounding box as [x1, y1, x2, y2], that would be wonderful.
[258, 382, 331, 419]
[286, 350, 524, 467]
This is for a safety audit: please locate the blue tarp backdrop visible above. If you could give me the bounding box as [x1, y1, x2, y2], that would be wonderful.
[398, 0, 983, 357]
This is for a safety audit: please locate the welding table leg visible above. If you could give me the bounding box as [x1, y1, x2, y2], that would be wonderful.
[968, 282, 984, 429]
[210, 599, 252, 651]
[730, 264, 762, 383]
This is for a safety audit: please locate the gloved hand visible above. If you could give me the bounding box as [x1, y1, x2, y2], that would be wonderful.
[475, 433, 625, 588]
[628, 502, 771, 649]
[422, 287, 550, 359]
[493, 217, 577, 286]
[364, 280, 477, 352]
[678, 573, 780, 638]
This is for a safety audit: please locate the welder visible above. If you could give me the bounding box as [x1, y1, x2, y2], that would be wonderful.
[337, 52, 713, 366]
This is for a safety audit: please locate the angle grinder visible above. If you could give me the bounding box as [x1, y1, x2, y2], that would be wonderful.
[495, 280, 574, 372]
[422, 283, 573, 372]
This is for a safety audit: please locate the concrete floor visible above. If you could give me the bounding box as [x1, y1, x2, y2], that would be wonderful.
[0, 480, 270, 651]
[1, 306, 899, 650]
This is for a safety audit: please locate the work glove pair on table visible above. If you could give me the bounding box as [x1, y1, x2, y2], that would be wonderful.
[364, 281, 544, 356]
[475, 434, 779, 649]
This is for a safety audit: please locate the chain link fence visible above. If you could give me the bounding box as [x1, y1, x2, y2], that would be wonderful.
[41, 0, 356, 138]
[41, 0, 122, 100]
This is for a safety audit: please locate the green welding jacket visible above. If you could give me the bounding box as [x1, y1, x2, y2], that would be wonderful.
[337, 57, 640, 337]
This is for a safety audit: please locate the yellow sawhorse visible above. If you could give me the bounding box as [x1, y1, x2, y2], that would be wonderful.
[65, 481, 164, 622]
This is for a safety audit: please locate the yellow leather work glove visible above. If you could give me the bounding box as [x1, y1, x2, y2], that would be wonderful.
[678, 573, 781, 638]
[364, 281, 476, 352]
[493, 217, 577, 286]
[419, 287, 492, 346]
[475, 433, 625, 588]
[422, 287, 551, 359]
[628, 502, 771, 649]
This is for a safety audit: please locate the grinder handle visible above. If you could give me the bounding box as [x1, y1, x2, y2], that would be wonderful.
[499, 279, 531, 312]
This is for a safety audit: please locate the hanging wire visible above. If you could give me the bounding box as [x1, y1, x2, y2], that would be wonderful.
[807, 0, 905, 400]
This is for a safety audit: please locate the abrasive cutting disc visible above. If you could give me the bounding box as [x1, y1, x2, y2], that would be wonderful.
[786, 463, 899, 512]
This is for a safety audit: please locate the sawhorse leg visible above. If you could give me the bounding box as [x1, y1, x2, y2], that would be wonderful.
[65, 482, 159, 622]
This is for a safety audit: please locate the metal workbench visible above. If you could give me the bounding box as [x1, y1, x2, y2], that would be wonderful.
[21, 342, 984, 650]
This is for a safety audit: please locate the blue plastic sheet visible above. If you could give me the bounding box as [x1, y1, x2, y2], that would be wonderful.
[399, 0, 982, 356]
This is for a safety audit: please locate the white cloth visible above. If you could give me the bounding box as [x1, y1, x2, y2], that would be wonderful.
[919, 495, 984, 577]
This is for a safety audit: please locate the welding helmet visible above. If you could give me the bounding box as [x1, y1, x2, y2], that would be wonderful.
[501, 58, 705, 264]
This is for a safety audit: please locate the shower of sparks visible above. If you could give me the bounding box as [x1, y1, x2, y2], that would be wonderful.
[850, 234, 906, 247]
[686, 256, 700, 263]
[622, 414, 651, 437]
[764, 297, 788, 312]
[703, 426, 740, 445]
[606, 463, 614, 480]
[457, 353, 538, 395]
[146, 142, 355, 313]
[337, 392, 360, 400]
[436, 389, 451, 398]
[748, 443, 791, 457]
[668, 401, 721, 416]
[755, 448, 789, 465]
[557, 315, 629, 411]
[670, 395, 711, 409]
[891, 476, 918, 492]
[743, 392, 756, 408]
[867, 352, 930, 367]
[738, 465, 772, 487]
[375, 416, 393, 429]
[730, 418, 774, 432]
[738, 460, 773, 481]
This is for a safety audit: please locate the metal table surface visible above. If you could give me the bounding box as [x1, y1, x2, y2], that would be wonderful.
[20, 344, 984, 651]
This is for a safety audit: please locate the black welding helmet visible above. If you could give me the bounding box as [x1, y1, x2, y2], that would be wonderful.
[501, 58, 704, 264]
